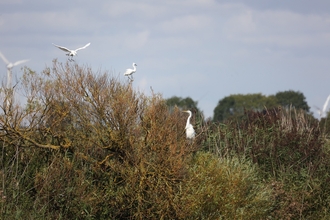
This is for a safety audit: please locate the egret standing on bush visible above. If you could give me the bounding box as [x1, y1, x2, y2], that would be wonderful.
[124, 63, 137, 81]
[183, 110, 195, 140]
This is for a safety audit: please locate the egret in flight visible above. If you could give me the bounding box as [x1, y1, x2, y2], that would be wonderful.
[0, 51, 29, 110]
[124, 63, 137, 81]
[316, 94, 330, 118]
[182, 110, 195, 140]
[52, 42, 91, 61]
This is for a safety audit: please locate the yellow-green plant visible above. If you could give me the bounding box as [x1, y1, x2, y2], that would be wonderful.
[178, 152, 273, 219]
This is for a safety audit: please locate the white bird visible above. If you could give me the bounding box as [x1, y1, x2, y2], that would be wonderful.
[0, 51, 29, 110]
[52, 42, 91, 61]
[182, 110, 196, 140]
[124, 63, 137, 81]
[316, 94, 330, 118]
[0, 51, 29, 71]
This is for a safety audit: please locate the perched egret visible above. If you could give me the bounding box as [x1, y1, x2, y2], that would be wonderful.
[124, 63, 137, 81]
[182, 110, 195, 140]
[0, 51, 29, 109]
[52, 42, 90, 61]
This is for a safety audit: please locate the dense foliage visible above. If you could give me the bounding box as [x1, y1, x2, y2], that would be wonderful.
[0, 61, 329, 219]
[213, 91, 311, 122]
[275, 90, 310, 112]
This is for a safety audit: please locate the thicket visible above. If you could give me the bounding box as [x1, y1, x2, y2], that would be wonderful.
[202, 108, 330, 219]
[0, 61, 329, 219]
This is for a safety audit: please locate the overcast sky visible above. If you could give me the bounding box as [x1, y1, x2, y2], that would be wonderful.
[1, 0, 330, 118]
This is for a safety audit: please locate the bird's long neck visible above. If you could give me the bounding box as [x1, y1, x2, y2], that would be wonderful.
[132, 64, 136, 71]
[186, 113, 192, 128]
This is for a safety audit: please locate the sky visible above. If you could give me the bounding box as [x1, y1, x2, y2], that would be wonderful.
[1, 0, 330, 119]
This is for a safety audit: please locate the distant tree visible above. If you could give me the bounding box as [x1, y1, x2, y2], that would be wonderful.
[275, 90, 310, 112]
[166, 96, 198, 110]
[213, 93, 278, 122]
[166, 96, 204, 123]
[213, 96, 236, 122]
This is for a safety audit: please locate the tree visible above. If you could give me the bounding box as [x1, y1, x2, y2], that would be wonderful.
[213, 93, 278, 122]
[275, 90, 310, 112]
[213, 96, 236, 122]
[166, 96, 199, 111]
[166, 96, 204, 121]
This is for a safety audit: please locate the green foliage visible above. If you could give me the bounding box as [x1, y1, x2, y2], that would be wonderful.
[166, 95, 204, 122]
[213, 93, 278, 122]
[204, 108, 330, 219]
[180, 152, 273, 219]
[166, 96, 199, 112]
[213, 91, 311, 122]
[275, 90, 310, 112]
[319, 111, 330, 136]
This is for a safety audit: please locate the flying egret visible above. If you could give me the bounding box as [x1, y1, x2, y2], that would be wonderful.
[52, 42, 91, 61]
[124, 63, 137, 81]
[182, 110, 196, 140]
[0, 51, 29, 109]
[316, 94, 330, 118]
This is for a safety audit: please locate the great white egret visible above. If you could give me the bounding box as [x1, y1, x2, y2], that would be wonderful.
[0, 51, 29, 110]
[182, 110, 195, 140]
[124, 63, 137, 80]
[316, 94, 330, 118]
[52, 42, 91, 61]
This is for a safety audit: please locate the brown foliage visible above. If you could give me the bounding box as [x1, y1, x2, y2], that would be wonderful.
[0, 60, 199, 219]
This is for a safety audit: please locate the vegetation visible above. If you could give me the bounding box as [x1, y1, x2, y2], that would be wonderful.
[1, 61, 330, 219]
[166, 96, 200, 113]
[275, 90, 310, 112]
[213, 91, 311, 122]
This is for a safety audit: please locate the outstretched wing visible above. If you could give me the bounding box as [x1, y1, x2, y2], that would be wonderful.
[0, 51, 10, 65]
[52, 43, 71, 53]
[75, 43, 91, 52]
[13, 59, 29, 67]
[322, 95, 330, 113]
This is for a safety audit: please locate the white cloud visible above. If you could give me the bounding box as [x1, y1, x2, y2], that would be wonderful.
[103, 2, 168, 18]
[0, 9, 101, 34]
[223, 5, 330, 49]
[159, 15, 212, 33]
[224, 9, 256, 36]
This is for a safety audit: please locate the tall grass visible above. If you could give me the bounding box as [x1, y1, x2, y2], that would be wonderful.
[202, 107, 330, 219]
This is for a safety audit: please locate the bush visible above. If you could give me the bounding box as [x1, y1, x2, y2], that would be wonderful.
[1, 61, 195, 219]
[179, 152, 273, 219]
[202, 107, 330, 219]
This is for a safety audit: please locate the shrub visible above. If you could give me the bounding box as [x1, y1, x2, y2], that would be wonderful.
[178, 152, 273, 219]
[202, 107, 330, 219]
[1, 61, 195, 219]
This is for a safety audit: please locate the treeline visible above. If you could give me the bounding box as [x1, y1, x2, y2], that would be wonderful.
[167, 90, 311, 122]
[0, 61, 330, 219]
